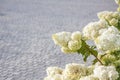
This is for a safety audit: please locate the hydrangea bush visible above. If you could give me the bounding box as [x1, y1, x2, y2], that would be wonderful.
[44, 1, 120, 80]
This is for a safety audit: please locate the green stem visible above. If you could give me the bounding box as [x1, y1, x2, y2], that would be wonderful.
[83, 40, 103, 65]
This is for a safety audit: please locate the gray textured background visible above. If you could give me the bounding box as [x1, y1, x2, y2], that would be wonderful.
[0, 0, 117, 80]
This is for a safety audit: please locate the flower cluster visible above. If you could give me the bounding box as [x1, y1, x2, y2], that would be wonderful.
[97, 11, 120, 30]
[53, 22, 120, 53]
[63, 63, 87, 80]
[52, 31, 82, 53]
[82, 16, 120, 52]
[80, 75, 99, 80]
[44, 63, 87, 80]
[95, 26, 120, 52]
[44, 63, 119, 80]
[93, 65, 119, 80]
[82, 20, 108, 40]
[44, 0, 120, 80]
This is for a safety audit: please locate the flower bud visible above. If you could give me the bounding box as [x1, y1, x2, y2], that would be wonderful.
[68, 40, 82, 51]
[105, 16, 112, 21]
[113, 12, 119, 18]
[71, 31, 82, 41]
[52, 32, 71, 47]
[109, 18, 118, 27]
[63, 63, 87, 80]
[52, 74, 63, 80]
[80, 75, 99, 80]
[61, 47, 74, 53]
[46, 67, 63, 76]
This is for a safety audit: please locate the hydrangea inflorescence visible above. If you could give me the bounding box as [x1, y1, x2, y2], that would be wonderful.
[52, 31, 82, 53]
[44, 63, 119, 80]
[97, 11, 120, 30]
[44, 0, 120, 80]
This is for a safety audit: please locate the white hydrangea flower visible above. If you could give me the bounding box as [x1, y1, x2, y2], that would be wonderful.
[112, 12, 120, 18]
[44, 76, 52, 80]
[107, 66, 119, 80]
[93, 66, 119, 80]
[80, 75, 99, 80]
[94, 66, 108, 80]
[99, 26, 119, 35]
[71, 31, 82, 41]
[108, 70, 119, 80]
[46, 67, 63, 76]
[52, 31, 82, 53]
[87, 65, 95, 75]
[97, 11, 120, 27]
[98, 11, 120, 19]
[63, 63, 87, 80]
[52, 74, 63, 80]
[83, 20, 108, 40]
[68, 40, 82, 51]
[61, 47, 74, 53]
[95, 26, 120, 52]
[109, 18, 119, 27]
[52, 32, 71, 47]
[98, 11, 113, 20]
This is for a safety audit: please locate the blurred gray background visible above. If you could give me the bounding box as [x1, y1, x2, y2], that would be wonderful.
[0, 0, 117, 80]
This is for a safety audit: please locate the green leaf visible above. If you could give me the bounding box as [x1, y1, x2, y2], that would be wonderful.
[77, 40, 98, 62]
[92, 59, 98, 65]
